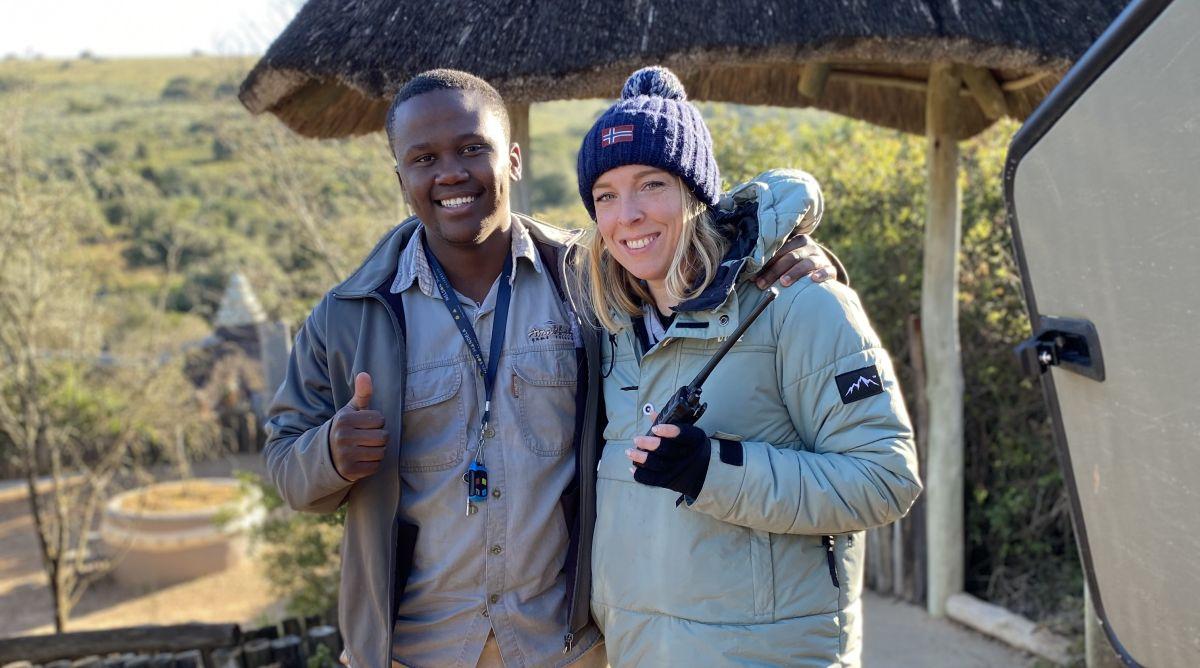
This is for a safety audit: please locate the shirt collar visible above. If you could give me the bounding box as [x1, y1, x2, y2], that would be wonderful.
[389, 217, 542, 297]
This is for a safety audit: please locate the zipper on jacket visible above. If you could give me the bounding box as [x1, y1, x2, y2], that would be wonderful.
[560, 242, 596, 655]
[822, 535, 840, 588]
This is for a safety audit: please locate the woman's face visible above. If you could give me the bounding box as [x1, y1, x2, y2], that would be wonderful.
[591, 165, 684, 285]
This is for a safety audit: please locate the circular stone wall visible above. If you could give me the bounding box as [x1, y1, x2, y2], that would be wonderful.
[101, 478, 263, 587]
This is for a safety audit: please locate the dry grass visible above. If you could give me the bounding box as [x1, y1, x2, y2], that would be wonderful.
[116, 480, 240, 513]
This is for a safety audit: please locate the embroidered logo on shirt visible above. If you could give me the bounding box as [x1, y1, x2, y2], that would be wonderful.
[835, 365, 884, 404]
[600, 125, 634, 147]
[528, 320, 573, 343]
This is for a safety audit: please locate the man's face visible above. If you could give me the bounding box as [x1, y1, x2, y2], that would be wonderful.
[389, 89, 521, 250]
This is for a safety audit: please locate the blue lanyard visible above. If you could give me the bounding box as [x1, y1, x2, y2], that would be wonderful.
[422, 240, 513, 461]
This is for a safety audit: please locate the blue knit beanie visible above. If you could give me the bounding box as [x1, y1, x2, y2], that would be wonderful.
[577, 66, 720, 220]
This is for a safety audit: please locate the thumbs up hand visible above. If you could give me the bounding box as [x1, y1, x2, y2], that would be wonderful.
[330, 372, 388, 481]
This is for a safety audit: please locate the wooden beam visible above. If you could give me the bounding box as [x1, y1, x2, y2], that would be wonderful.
[822, 68, 1052, 98]
[506, 102, 532, 215]
[961, 66, 1009, 120]
[922, 61, 966, 619]
[1000, 71, 1052, 91]
[0, 623, 240, 664]
[828, 70, 927, 93]
[799, 63, 831, 99]
[946, 593, 1073, 664]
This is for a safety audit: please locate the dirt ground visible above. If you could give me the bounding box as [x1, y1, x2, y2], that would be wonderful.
[0, 454, 284, 638]
[862, 591, 1035, 667]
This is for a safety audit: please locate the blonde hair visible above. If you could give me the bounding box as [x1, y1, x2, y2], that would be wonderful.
[573, 179, 729, 333]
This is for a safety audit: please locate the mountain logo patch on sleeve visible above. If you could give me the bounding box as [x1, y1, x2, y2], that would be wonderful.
[836, 365, 884, 404]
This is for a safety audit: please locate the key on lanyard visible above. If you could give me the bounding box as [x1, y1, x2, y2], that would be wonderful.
[464, 459, 488, 516]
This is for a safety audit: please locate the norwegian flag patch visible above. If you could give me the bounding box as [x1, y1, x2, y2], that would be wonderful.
[600, 125, 634, 147]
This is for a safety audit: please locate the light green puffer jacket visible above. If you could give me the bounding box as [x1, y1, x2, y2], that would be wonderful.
[591, 169, 922, 667]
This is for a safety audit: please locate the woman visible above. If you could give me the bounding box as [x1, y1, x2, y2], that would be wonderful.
[574, 67, 922, 666]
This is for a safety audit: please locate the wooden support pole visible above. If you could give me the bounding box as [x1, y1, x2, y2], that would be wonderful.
[923, 61, 965, 618]
[961, 66, 1010, 120]
[906, 314, 929, 605]
[892, 517, 905, 598]
[799, 62, 831, 99]
[506, 101, 532, 214]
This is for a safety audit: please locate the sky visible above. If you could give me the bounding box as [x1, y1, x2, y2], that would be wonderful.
[0, 0, 302, 58]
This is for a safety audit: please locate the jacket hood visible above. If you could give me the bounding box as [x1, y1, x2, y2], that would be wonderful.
[330, 214, 581, 298]
[677, 168, 824, 312]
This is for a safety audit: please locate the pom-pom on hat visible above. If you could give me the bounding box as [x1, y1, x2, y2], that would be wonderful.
[577, 66, 720, 220]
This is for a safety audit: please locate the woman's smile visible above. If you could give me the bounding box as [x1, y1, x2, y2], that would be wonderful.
[621, 232, 661, 252]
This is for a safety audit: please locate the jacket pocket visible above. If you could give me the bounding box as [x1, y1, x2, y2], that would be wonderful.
[511, 348, 577, 457]
[400, 364, 466, 472]
[765, 533, 842, 619]
[750, 529, 775, 618]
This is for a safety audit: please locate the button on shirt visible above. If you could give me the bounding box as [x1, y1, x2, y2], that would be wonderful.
[390, 220, 593, 667]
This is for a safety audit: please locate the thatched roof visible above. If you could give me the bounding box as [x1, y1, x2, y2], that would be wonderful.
[239, 0, 1128, 140]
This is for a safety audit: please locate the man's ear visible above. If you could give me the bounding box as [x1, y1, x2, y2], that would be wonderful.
[508, 142, 522, 182]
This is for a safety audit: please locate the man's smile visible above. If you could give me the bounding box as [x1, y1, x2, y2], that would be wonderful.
[437, 194, 478, 209]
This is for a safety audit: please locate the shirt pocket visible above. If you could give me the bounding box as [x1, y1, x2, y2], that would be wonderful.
[510, 346, 577, 457]
[400, 363, 467, 472]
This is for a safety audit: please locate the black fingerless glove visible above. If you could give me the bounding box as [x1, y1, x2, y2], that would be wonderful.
[633, 423, 711, 503]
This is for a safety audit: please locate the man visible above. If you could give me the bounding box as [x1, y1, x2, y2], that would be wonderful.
[264, 69, 834, 668]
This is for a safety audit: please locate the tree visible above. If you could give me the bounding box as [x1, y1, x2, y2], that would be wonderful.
[221, 119, 398, 287]
[0, 107, 218, 631]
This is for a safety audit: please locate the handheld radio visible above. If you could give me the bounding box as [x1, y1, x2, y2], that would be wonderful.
[647, 287, 779, 433]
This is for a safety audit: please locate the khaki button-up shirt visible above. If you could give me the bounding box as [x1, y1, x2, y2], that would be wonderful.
[388, 219, 597, 667]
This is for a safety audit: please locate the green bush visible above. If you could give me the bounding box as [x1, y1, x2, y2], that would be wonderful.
[211, 136, 234, 161]
[239, 471, 344, 618]
[65, 97, 102, 114]
[161, 75, 209, 101]
[0, 75, 29, 93]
